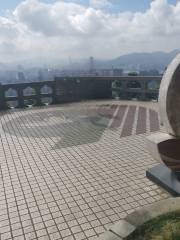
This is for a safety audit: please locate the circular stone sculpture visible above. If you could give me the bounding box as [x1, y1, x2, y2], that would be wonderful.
[147, 54, 180, 172]
[159, 54, 180, 137]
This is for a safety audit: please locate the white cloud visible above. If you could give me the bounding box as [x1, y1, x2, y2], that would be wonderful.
[89, 0, 112, 9]
[0, 0, 180, 62]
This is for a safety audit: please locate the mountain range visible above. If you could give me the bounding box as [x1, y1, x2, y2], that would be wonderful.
[95, 49, 180, 71]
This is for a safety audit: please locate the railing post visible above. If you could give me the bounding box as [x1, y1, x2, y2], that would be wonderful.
[17, 87, 25, 108]
[35, 85, 43, 106]
[141, 79, 146, 100]
[0, 84, 7, 109]
[121, 80, 127, 99]
[51, 81, 57, 104]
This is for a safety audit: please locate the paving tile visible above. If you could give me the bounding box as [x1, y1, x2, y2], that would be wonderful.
[1, 232, 12, 240]
[84, 228, 96, 238]
[60, 228, 72, 238]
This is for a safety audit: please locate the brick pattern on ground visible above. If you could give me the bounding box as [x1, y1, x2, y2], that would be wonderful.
[0, 100, 169, 240]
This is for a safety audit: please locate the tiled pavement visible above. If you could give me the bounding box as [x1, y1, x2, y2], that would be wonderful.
[0, 100, 170, 240]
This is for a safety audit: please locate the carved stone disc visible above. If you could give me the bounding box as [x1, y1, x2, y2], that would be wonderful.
[159, 54, 180, 137]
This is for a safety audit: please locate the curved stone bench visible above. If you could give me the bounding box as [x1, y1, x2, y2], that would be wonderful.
[98, 197, 180, 240]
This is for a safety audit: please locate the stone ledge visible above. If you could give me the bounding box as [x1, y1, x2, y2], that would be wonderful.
[98, 231, 122, 240]
[98, 197, 180, 240]
[110, 220, 135, 238]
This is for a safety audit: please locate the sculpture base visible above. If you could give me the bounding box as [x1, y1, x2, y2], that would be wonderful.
[146, 164, 180, 196]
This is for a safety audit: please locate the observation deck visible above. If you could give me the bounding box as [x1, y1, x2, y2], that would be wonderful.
[0, 76, 169, 240]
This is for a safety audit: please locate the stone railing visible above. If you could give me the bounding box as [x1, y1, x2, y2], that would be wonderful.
[0, 76, 162, 109]
[0, 81, 56, 109]
[111, 76, 161, 100]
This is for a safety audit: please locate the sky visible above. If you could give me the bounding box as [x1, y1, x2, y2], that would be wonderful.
[0, 0, 180, 63]
[0, 0, 178, 12]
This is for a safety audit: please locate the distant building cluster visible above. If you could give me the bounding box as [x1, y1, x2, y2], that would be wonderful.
[0, 56, 162, 84]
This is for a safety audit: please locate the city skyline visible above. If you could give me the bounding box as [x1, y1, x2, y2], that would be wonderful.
[0, 0, 180, 63]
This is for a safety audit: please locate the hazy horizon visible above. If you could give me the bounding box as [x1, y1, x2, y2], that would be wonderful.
[0, 0, 179, 63]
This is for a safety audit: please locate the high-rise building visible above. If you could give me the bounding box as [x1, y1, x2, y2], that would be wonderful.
[89, 56, 95, 74]
[17, 72, 25, 82]
[112, 68, 123, 76]
[38, 69, 44, 81]
[17, 65, 26, 82]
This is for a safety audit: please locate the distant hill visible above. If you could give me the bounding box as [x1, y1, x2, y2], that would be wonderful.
[100, 49, 180, 71]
